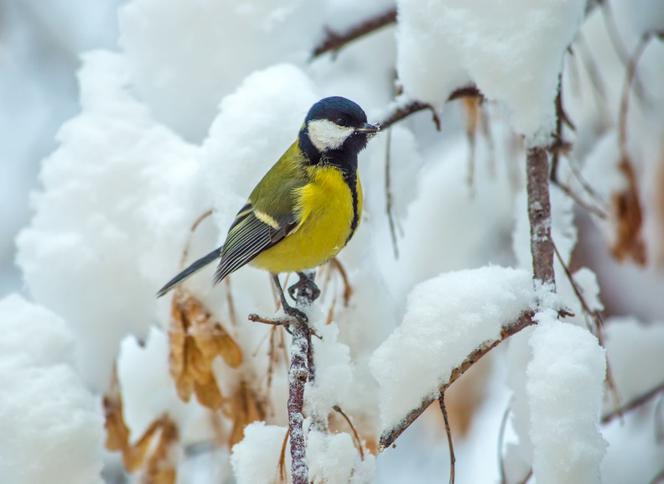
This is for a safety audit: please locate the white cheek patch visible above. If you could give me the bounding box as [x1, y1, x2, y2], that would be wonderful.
[307, 119, 355, 152]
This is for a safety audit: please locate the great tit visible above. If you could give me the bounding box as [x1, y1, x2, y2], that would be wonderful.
[157, 96, 379, 320]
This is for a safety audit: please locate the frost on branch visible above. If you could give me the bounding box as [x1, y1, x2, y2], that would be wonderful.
[527, 316, 607, 484]
[0, 295, 104, 484]
[370, 266, 534, 430]
[396, 0, 586, 143]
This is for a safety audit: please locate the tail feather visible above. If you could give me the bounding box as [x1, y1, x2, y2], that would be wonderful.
[156, 248, 222, 297]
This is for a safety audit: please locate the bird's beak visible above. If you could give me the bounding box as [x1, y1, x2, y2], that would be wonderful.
[355, 122, 381, 134]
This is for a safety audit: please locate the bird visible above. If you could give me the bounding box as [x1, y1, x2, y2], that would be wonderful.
[157, 96, 380, 321]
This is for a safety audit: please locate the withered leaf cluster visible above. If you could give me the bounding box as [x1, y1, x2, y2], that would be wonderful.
[103, 370, 179, 484]
[169, 289, 243, 409]
[170, 289, 266, 446]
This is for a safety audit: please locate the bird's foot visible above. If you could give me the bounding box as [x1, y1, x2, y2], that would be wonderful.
[288, 272, 321, 303]
[283, 303, 309, 324]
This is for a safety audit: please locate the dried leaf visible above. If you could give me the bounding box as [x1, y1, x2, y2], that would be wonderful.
[102, 369, 130, 453]
[169, 289, 243, 409]
[143, 417, 179, 484]
[103, 371, 180, 478]
[611, 157, 646, 265]
[225, 381, 267, 447]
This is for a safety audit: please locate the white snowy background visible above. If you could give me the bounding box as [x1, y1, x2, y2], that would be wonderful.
[1, 0, 663, 483]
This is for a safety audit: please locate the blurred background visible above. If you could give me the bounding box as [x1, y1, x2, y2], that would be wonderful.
[0, 0, 120, 294]
[2, 1, 663, 483]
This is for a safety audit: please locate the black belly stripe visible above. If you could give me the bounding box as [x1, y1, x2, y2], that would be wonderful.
[343, 169, 359, 245]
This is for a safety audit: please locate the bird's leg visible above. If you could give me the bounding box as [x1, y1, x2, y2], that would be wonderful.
[288, 271, 321, 303]
[272, 273, 309, 323]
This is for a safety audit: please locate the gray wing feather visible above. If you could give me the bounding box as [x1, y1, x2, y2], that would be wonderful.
[214, 210, 295, 284]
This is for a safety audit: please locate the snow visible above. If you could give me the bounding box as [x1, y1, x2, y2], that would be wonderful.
[15, 50, 202, 387]
[0, 294, 75, 368]
[527, 316, 607, 484]
[118, 0, 324, 141]
[396, 0, 587, 144]
[393, 136, 516, 293]
[230, 422, 288, 484]
[117, 327, 194, 444]
[231, 421, 374, 484]
[370, 266, 534, 430]
[506, 326, 536, 465]
[307, 429, 375, 483]
[572, 267, 604, 312]
[0, 295, 104, 484]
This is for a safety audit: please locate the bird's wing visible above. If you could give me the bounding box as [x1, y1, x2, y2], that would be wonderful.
[214, 204, 297, 283]
[156, 141, 308, 296]
[214, 141, 309, 283]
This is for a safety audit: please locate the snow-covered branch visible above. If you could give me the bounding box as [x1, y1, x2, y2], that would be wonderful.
[379, 310, 536, 450]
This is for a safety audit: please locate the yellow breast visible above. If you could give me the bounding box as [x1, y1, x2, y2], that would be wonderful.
[250, 166, 362, 273]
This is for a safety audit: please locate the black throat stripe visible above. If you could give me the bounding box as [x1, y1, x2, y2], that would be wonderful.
[343, 169, 359, 245]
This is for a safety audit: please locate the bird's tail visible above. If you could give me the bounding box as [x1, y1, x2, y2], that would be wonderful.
[156, 248, 222, 297]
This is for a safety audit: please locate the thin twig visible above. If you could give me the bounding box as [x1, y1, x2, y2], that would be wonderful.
[384, 127, 400, 258]
[549, 79, 565, 185]
[438, 394, 456, 484]
[333, 405, 365, 460]
[618, 31, 662, 156]
[464, 97, 479, 196]
[248, 314, 293, 327]
[602, 382, 664, 424]
[650, 468, 664, 484]
[497, 404, 510, 484]
[378, 101, 442, 131]
[179, 208, 214, 268]
[377, 86, 482, 131]
[311, 8, 397, 59]
[329, 258, 353, 306]
[278, 428, 290, 482]
[553, 178, 609, 219]
[517, 468, 533, 484]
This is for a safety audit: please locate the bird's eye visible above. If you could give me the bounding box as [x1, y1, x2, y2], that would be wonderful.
[335, 117, 345, 126]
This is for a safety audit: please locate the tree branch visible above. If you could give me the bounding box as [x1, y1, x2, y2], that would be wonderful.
[439, 394, 456, 484]
[251, 274, 321, 484]
[379, 310, 536, 450]
[311, 8, 397, 59]
[287, 318, 311, 484]
[602, 381, 664, 425]
[376, 86, 482, 131]
[527, 147, 555, 287]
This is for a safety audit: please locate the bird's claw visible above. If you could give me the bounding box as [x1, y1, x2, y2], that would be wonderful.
[288, 272, 321, 303]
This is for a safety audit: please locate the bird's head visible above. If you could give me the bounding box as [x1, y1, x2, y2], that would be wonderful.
[299, 96, 380, 163]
